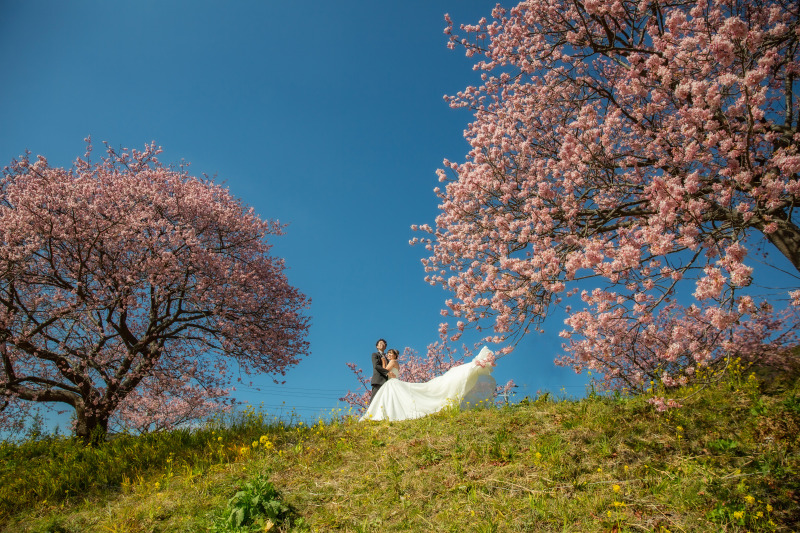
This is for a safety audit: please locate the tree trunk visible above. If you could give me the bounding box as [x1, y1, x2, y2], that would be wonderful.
[74, 402, 109, 445]
[759, 216, 800, 273]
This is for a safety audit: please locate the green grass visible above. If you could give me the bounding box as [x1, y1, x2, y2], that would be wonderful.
[1, 362, 798, 532]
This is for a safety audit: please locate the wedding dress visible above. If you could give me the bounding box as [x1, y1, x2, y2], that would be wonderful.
[359, 346, 497, 422]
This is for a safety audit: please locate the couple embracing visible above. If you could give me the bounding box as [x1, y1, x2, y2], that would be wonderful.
[369, 338, 399, 404]
[360, 338, 499, 422]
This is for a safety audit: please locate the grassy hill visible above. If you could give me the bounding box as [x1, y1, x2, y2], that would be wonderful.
[1, 359, 798, 532]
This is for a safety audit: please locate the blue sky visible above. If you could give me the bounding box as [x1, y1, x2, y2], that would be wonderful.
[0, 0, 593, 425]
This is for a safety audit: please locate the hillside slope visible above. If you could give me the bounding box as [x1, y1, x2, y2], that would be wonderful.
[2, 361, 798, 532]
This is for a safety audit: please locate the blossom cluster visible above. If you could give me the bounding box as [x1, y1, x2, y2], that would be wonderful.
[415, 0, 800, 391]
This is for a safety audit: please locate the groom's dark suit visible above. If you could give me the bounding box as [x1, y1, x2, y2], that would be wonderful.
[369, 350, 389, 405]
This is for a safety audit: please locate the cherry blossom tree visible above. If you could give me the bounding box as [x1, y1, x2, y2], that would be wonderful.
[413, 0, 800, 391]
[0, 141, 310, 441]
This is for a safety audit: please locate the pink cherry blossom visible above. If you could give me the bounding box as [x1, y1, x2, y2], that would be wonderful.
[413, 0, 800, 393]
[0, 141, 310, 441]
[648, 397, 683, 412]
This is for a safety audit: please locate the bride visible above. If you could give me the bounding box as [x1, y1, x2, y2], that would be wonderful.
[359, 346, 497, 422]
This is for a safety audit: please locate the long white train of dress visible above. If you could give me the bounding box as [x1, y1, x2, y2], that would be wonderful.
[359, 346, 497, 422]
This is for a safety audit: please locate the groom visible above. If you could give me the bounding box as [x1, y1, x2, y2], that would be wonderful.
[369, 338, 390, 405]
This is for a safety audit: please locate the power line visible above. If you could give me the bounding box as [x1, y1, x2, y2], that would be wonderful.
[239, 404, 347, 412]
[236, 388, 347, 399]
[237, 384, 348, 393]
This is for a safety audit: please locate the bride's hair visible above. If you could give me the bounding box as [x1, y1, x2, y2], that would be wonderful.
[387, 349, 399, 359]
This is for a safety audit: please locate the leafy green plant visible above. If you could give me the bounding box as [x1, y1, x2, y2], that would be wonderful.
[709, 438, 739, 453]
[783, 394, 800, 415]
[216, 474, 289, 531]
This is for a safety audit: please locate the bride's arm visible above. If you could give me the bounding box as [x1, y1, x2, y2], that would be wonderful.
[385, 360, 399, 375]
